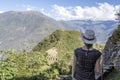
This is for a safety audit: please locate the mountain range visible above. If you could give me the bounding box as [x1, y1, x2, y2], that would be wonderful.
[0, 11, 117, 51]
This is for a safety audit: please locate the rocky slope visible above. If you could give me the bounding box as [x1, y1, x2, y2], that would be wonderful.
[104, 24, 120, 67]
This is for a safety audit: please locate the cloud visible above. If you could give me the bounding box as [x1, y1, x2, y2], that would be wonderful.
[0, 11, 4, 13]
[22, 5, 51, 17]
[49, 3, 120, 21]
[23, 5, 37, 11]
[40, 8, 51, 16]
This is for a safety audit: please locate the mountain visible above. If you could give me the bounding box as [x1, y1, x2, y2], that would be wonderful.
[0, 11, 117, 51]
[0, 11, 64, 51]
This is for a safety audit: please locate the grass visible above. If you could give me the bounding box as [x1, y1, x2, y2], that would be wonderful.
[105, 69, 120, 80]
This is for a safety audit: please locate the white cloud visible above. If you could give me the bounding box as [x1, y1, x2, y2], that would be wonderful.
[23, 5, 37, 11]
[49, 3, 120, 21]
[40, 8, 51, 16]
[0, 11, 4, 13]
[21, 5, 52, 18]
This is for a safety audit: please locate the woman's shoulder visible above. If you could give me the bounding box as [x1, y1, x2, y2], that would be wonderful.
[74, 47, 86, 55]
[92, 48, 101, 53]
[74, 47, 83, 56]
[74, 47, 83, 52]
[92, 48, 102, 56]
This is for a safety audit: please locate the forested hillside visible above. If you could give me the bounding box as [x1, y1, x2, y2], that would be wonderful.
[33, 30, 83, 59]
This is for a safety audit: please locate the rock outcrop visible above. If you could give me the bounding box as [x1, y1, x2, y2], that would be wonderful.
[104, 25, 120, 68]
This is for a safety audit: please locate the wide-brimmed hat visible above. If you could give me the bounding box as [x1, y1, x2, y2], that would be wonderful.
[82, 30, 96, 44]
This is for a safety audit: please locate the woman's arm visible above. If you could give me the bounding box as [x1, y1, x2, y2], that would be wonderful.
[72, 54, 76, 79]
[95, 55, 103, 73]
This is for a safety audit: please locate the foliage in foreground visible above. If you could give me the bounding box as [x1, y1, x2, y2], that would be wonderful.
[105, 69, 120, 80]
[0, 49, 72, 80]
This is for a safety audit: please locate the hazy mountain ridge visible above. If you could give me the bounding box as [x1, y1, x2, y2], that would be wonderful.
[0, 11, 117, 51]
[0, 11, 63, 51]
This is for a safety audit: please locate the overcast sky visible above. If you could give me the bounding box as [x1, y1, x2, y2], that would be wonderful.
[0, 0, 120, 21]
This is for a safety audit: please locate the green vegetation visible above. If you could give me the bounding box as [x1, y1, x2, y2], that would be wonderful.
[112, 25, 120, 42]
[105, 69, 120, 80]
[0, 49, 62, 80]
[33, 30, 84, 58]
[0, 49, 72, 80]
[115, 25, 120, 39]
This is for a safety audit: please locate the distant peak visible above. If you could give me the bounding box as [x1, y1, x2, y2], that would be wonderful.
[0, 10, 55, 20]
[4, 10, 43, 14]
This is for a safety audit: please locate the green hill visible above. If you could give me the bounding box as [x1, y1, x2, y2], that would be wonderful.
[33, 30, 83, 58]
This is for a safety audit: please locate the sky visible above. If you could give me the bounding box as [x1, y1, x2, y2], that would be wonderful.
[0, 0, 120, 21]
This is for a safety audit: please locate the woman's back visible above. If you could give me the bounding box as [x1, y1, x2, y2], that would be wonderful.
[74, 48, 101, 80]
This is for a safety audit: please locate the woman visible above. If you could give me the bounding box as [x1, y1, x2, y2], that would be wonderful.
[72, 30, 102, 80]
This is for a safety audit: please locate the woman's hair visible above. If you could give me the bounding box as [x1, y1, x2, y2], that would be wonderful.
[84, 43, 93, 49]
[84, 43, 93, 56]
